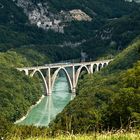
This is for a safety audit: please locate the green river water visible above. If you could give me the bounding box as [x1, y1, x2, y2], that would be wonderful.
[18, 76, 74, 127]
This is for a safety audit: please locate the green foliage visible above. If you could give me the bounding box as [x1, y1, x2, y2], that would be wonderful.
[104, 38, 140, 73]
[0, 0, 139, 62]
[81, 10, 140, 60]
[7, 125, 51, 139]
[8, 131, 140, 140]
[0, 0, 140, 137]
[103, 62, 140, 129]
[50, 39, 140, 133]
[0, 0, 28, 24]
[0, 117, 12, 139]
[0, 51, 46, 137]
[15, 48, 50, 65]
[47, 0, 138, 18]
[0, 24, 81, 61]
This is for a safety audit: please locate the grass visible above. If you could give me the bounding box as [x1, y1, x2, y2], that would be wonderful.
[9, 132, 140, 140]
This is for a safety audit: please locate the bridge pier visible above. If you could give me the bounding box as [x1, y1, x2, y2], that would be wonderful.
[72, 66, 76, 94]
[47, 67, 52, 96]
[96, 64, 99, 72]
[89, 65, 93, 74]
[71, 88, 76, 94]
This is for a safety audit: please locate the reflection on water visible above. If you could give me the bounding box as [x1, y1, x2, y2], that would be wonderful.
[18, 76, 75, 127]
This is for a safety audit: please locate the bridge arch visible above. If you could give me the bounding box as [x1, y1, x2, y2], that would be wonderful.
[92, 64, 98, 73]
[98, 63, 103, 71]
[30, 69, 49, 95]
[51, 67, 73, 93]
[103, 63, 107, 67]
[75, 65, 90, 86]
[23, 69, 29, 75]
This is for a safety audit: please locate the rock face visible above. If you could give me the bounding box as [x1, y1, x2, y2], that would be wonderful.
[14, 0, 92, 33]
[69, 9, 92, 21]
[15, 0, 64, 33]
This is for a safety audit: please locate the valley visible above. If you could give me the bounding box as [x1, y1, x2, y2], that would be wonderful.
[0, 0, 140, 139]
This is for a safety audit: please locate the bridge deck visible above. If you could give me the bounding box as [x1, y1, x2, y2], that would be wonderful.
[17, 59, 113, 71]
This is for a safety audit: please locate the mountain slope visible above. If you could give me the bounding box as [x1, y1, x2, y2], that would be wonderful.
[81, 10, 140, 60]
[0, 0, 28, 25]
[47, 0, 138, 18]
[0, 0, 139, 62]
[0, 51, 44, 122]
[50, 38, 140, 133]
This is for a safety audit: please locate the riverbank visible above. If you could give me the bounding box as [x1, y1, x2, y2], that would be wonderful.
[14, 95, 45, 124]
[14, 77, 72, 126]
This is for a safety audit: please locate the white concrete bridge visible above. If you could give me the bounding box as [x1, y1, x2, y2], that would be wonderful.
[17, 59, 113, 95]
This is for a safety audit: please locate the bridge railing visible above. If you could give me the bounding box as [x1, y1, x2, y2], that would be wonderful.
[45, 56, 114, 66]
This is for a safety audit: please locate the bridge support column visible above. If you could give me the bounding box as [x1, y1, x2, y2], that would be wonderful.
[72, 66, 76, 94]
[47, 67, 52, 96]
[96, 64, 99, 72]
[89, 64, 93, 74]
[106, 62, 109, 66]
[24, 69, 29, 76]
[72, 88, 76, 94]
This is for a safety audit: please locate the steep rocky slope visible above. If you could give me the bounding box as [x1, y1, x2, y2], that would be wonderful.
[13, 0, 139, 32]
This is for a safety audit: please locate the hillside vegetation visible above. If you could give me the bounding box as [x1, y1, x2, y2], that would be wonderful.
[47, 0, 138, 18]
[8, 132, 140, 140]
[0, 0, 27, 25]
[81, 10, 140, 59]
[0, 0, 139, 61]
[0, 0, 140, 139]
[0, 50, 48, 138]
[50, 39, 140, 133]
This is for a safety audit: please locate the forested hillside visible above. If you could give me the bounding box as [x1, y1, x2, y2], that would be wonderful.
[81, 10, 140, 59]
[0, 51, 46, 122]
[0, 0, 140, 139]
[0, 23, 80, 60]
[0, 0, 139, 61]
[0, 0, 27, 24]
[50, 39, 140, 133]
[47, 0, 138, 18]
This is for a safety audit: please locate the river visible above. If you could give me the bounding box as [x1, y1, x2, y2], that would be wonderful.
[18, 75, 75, 127]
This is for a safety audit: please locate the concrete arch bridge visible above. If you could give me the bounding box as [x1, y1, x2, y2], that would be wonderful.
[17, 59, 113, 96]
